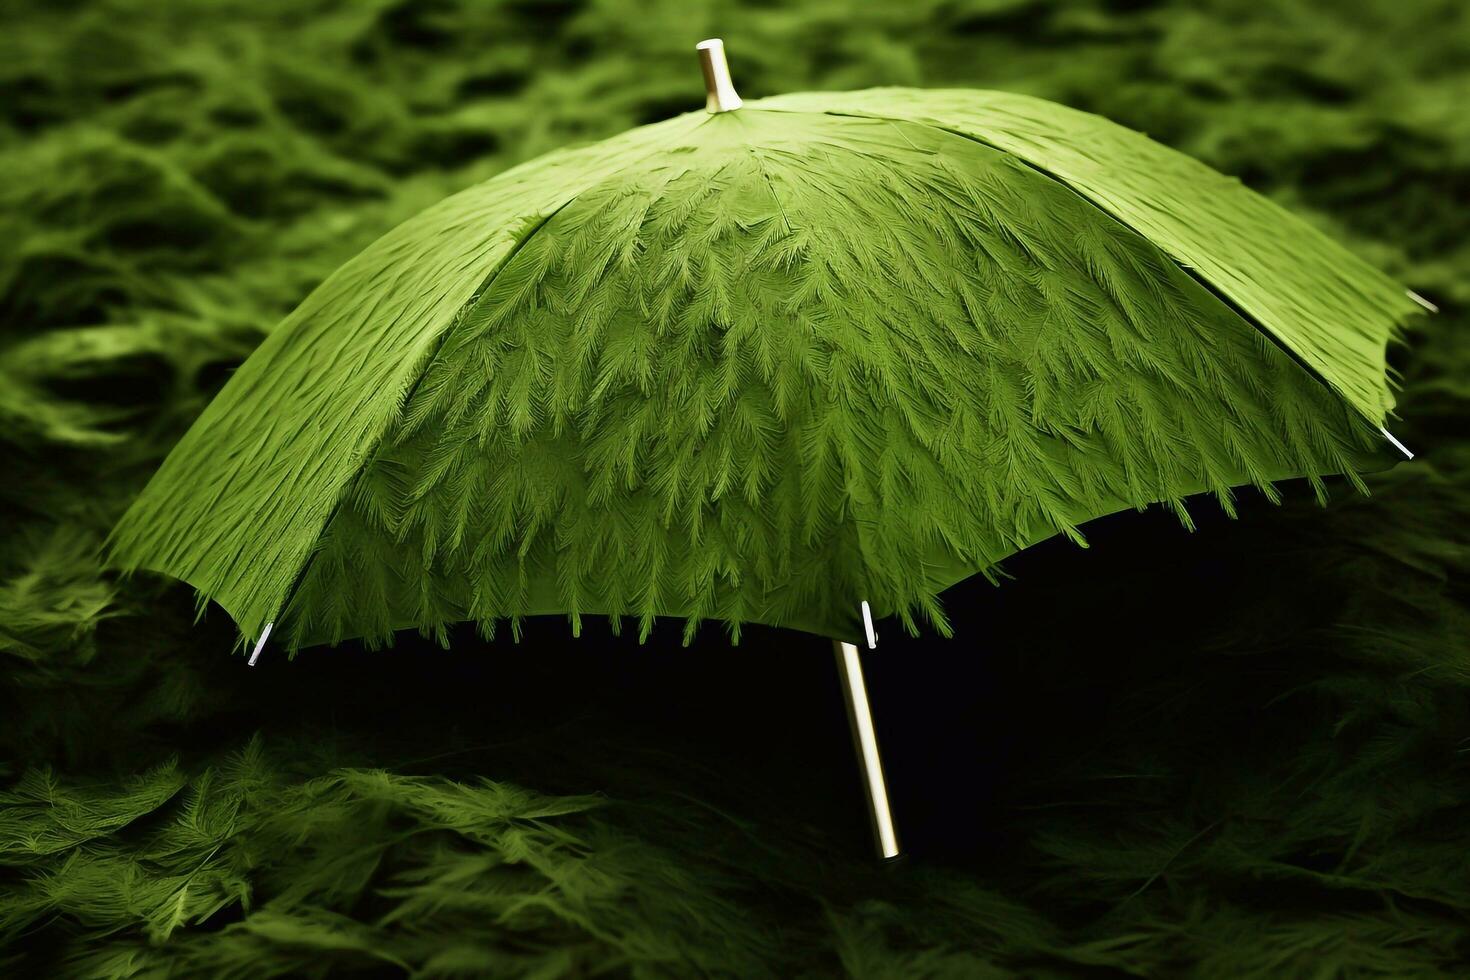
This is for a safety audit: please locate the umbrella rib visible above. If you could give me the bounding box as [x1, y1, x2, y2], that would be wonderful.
[1406, 289, 1438, 314]
[242, 117, 718, 657]
[749, 106, 1409, 435]
[247, 621, 272, 667]
[1379, 427, 1414, 460]
[748, 146, 794, 235]
[254, 195, 590, 655]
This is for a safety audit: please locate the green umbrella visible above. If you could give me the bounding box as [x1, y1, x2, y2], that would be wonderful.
[109, 39, 1425, 860]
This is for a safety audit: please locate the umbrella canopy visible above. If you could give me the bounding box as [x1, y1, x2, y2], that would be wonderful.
[108, 62, 1422, 653]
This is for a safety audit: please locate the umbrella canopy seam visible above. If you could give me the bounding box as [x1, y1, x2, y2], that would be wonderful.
[890, 116, 1384, 427]
[747, 98, 1414, 424]
[105, 111, 713, 642]
[265, 122, 731, 646]
[742, 104, 1386, 453]
[269, 196, 588, 649]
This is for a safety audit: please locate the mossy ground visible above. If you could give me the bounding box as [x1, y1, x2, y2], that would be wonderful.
[2, 0, 1468, 976]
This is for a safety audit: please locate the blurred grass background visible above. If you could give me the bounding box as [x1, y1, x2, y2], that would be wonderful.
[2, 0, 1468, 975]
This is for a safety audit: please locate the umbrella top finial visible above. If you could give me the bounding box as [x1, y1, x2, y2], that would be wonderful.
[696, 39, 742, 114]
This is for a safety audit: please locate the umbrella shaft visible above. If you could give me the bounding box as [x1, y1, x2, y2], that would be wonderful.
[833, 640, 901, 860]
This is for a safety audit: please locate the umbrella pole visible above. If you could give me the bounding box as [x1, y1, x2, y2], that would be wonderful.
[833, 638, 902, 861]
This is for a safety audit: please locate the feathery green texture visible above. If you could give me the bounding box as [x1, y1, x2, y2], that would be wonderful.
[761, 89, 1420, 420]
[104, 110, 706, 649]
[109, 93, 1407, 650]
[4, 0, 1469, 976]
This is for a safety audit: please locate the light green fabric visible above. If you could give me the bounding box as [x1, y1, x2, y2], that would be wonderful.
[108, 92, 1413, 649]
[758, 89, 1418, 421]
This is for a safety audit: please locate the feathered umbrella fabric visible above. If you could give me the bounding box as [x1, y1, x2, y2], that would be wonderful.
[108, 89, 1419, 651]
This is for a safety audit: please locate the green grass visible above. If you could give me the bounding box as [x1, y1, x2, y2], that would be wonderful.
[2, 0, 1468, 976]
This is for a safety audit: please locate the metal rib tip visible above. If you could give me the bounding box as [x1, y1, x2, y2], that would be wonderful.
[861, 600, 878, 649]
[248, 621, 274, 666]
[1407, 289, 1439, 314]
[1381, 427, 1414, 460]
[696, 39, 742, 114]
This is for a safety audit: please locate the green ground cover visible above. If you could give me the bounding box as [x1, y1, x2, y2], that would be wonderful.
[2, 0, 1467, 975]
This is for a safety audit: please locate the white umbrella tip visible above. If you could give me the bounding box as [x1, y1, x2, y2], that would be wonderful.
[248, 621, 274, 666]
[1406, 289, 1439, 314]
[1381, 427, 1414, 460]
[696, 38, 742, 114]
[861, 600, 877, 649]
